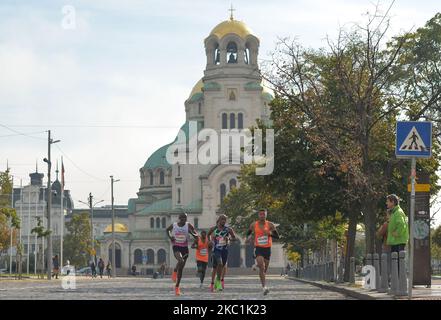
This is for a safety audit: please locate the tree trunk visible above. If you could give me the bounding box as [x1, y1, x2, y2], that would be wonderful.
[344, 212, 357, 282]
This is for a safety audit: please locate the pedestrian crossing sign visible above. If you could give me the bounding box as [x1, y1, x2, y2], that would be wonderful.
[396, 121, 432, 158]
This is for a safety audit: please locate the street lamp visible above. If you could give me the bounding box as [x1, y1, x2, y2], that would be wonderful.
[110, 176, 120, 278]
[43, 130, 60, 280]
[78, 195, 104, 264]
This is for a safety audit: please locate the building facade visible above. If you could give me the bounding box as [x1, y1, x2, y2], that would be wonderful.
[98, 16, 286, 275]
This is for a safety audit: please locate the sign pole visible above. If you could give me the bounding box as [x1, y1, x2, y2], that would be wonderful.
[408, 157, 416, 300]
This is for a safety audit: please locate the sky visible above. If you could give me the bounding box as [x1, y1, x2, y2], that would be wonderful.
[1, 0, 440, 226]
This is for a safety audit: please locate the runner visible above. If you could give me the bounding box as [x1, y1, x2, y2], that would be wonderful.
[191, 230, 211, 288]
[166, 212, 198, 296]
[207, 214, 237, 292]
[246, 209, 280, 295]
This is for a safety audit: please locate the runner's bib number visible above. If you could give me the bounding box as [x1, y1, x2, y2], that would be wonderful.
[217, 237, 227, 246]
[257, 235, 269, 246]
[199, 248, 207, 256]
[175, 234, 187, 243]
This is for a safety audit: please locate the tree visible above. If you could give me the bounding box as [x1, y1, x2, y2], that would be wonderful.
[31, 217, 51, 276]
[432, 225, 441, 248]
[263, 6, 440, 263]
[0, 170, 20, 252]
[63, 212, 92, 268]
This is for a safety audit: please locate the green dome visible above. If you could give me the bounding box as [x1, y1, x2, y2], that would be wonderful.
[143, 121, 203, 170]
[143, 143, 173, 170]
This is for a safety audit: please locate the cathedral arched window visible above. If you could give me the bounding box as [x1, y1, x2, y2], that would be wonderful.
[146, 249, 155, 265]
[222, 113, 228, 129]
[244, 47, 250, 64]
[157, 249, 166, 264]
[159, 170, 165, 185]
[198, 102, 202, 114]
[177, 164, 181, 177]
[220, 183, 226, 204]
[161, 217, 166, 229]
[229, 178, 237, 190]
[134, 249, 142, 264]
[150, 217, 154, 229]
[149, 170, 153, 185]
[214, 43, 220, 65]
[177, 188, 181, 204]
[238, 113, 243, 129]
[227, 42, 238, 63]
[156, 217, 160, 229]
[230, 113, 236, 129]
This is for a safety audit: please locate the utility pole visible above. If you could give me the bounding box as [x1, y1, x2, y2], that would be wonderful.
[79, 194, 103, 265]
[44, 130, 60, 280]
[110, 176, 119, 278]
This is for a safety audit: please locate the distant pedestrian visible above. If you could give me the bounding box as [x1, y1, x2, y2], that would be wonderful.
[377, 209, 391, 253]
[106, 261, 112, 278]
[386, 194, 409, 272]
[52, 255, 59, 279]
[131, 265, 137, 276]
[98, 258, 105, 278]
[90, 261, 97, 278]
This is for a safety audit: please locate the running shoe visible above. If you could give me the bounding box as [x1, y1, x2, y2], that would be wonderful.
[199, 283, 203, 289]
[175, 286, 182, 296]
[263, 287, 270, 295]
[215, 279, 223, 291]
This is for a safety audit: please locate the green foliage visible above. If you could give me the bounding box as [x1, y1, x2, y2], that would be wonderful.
[432, 226, 441, 248]
[63, 212, 92, 268]
[0, 170, 20, 252]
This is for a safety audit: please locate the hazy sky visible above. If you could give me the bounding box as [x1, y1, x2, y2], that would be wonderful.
[1, 0, 440, 226]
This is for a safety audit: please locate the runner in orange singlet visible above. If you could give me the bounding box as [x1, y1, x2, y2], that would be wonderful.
[246, 209, 280, 295]
[191, 230, 210, 288]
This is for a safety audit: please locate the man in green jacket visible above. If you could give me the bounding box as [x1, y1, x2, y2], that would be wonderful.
[386, 194, 409, 254]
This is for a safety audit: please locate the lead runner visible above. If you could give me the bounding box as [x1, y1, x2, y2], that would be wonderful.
[246, 209, 280, 295]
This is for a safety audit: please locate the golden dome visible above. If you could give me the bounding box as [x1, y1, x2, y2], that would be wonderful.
[209, 19, 254, 39]
[104, 223, 128, 233]
[188, 78, 204, 99]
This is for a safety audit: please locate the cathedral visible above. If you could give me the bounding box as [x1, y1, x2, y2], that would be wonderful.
[98, 15, 286, 275]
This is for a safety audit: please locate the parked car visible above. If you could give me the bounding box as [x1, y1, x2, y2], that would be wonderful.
[76, 267, 92, 276]
[0, 268, 7, 274]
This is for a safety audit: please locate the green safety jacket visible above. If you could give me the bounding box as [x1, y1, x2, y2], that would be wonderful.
[386, 205, 409, 246]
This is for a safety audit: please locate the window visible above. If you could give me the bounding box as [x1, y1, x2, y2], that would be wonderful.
[150, 217, 154, 229]
[146, 249, 155, 265]
[149, 170, 153, 185]
[227, 42, 238, 63]
[198, 102, 202, 114]
[194, 218, 199, 229]
[159, 170, 165, 185]
[238, 113, 243, 129]
[156, 217, 160, 229]
[161, 217, 166, 229]
[157, 249, 167, 264]
[229, 178, 237, 190]
[220, 183, 226, 204]
[177, 188, 181, 204]
[134, 249, 142, 264]
[214, 44, 220, 65]
[222, 113, 227, 129]
[230, 113, 236, 129]
[177, 165, 180, 177]
[244, 48, 250, 64]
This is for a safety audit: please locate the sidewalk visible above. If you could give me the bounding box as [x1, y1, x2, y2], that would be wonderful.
[288, 276, 441, 300]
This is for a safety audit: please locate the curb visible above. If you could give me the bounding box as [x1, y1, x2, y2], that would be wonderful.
[287, 277, 392, 300]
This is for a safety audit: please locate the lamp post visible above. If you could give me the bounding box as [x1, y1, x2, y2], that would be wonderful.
[43, 130, 60, 280]
[79, 194, 104, 264]
[110, 176, 120, 277]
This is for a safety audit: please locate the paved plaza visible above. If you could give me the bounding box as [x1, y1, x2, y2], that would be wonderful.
[0, 275, 354, 300]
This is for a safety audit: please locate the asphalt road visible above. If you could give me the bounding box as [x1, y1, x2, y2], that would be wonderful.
[0, 275, 355, 300]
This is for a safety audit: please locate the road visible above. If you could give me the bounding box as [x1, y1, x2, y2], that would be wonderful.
[0, 275, 355, 300]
